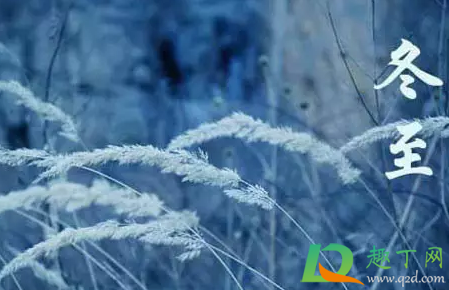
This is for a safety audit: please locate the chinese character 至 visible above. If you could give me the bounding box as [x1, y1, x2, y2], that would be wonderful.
[367, 246, 391, 269]
[385, 122, 433, 180]
[374, 39, 443, 99]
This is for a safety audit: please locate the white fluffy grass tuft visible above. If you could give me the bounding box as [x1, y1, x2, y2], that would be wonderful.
[340, 116, 449, 153]
[27, 260, 69, 289]
[32, 146, 242, 187]
[168, 112, 361, 184]
[0, 80, 79, 142]
[0, 211, 201, 280]
[0, 179, 163, 218]
[0, 147, 50, 166]
[13, 146, 274, 210]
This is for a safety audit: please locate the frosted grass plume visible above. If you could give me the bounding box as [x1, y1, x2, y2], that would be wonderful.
[0, 211, 200, 280]
[7, 246, 68, 288]
[27, 260, 69, 289]
[0, 179, 163, 218]
[26, 145, 273, 209]
[0, 147, 50, 166]
[168, 112, 360, 184]
[340, 116, 449, 153]
[225, 185, 272, 210]
[0, 80, 79, 142]
[32, 145, 240, 187]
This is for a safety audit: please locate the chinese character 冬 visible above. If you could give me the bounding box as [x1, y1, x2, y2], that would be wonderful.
[367, 246, 391, 269]
[396, 249, 416, 269]
[426, 247, 443, 268]
[385, 122, 433, 180]
[374, 39, 443, 99]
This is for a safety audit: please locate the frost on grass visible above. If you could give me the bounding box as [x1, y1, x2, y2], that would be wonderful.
[32, 145, 241, 188]
[168, 112, 360, 184]
[0, 145, 273, 210]
[340, 116, 449, 153]
[225, 185, 273, 210]
[28, 260, 69, 289]
[0, 211, 201, 280]
[0, 147, 50, 166]
[0, 81, 79, 142]
[6, 246, 68, 289]
[27, 145, 273, 209]
[0, 179, 163, 218]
